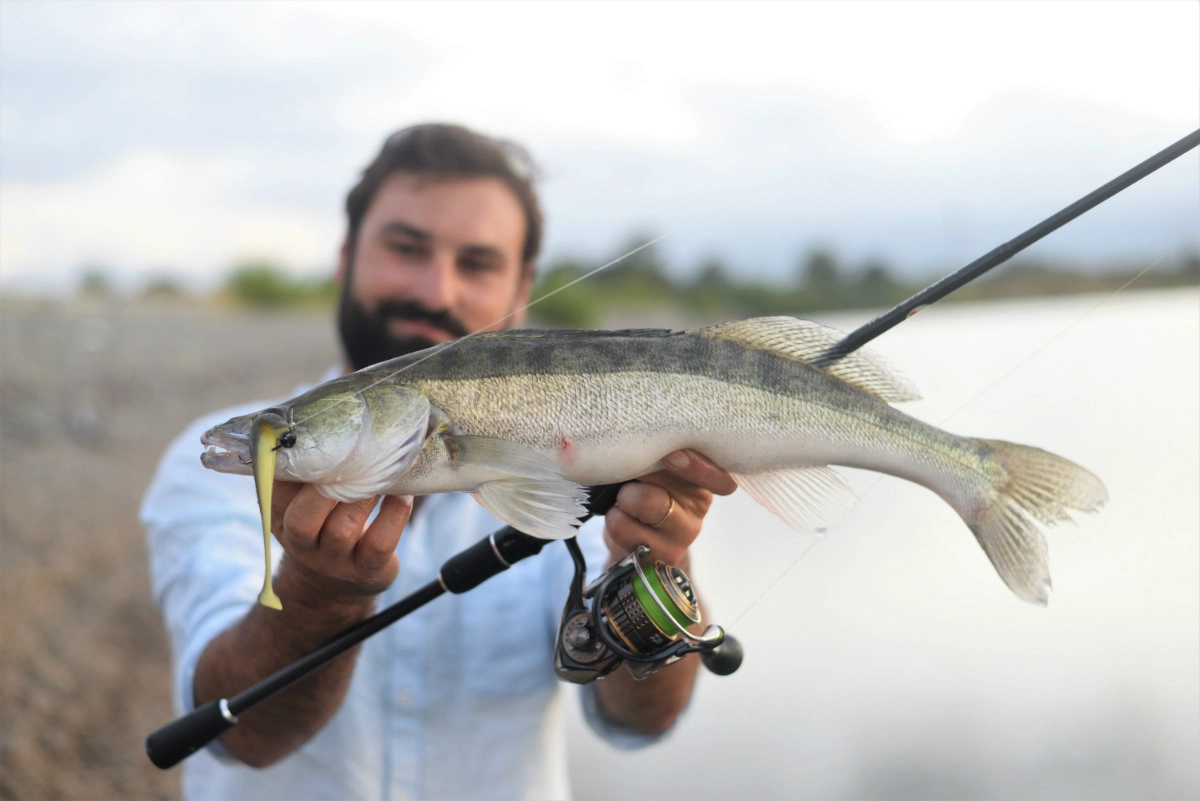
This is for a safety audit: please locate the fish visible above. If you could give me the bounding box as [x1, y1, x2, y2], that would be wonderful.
[201, 316, 1107, 608]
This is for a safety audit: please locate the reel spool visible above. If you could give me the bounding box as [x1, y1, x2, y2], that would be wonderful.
[555, 542, 743, 683]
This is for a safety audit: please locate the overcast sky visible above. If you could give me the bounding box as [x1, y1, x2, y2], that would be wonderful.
[1, 0, 1197, 294]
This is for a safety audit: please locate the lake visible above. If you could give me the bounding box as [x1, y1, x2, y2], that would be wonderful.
[566, 287, 1200, 800]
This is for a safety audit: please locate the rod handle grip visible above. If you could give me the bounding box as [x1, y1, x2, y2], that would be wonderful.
[145, 698, 237, 770]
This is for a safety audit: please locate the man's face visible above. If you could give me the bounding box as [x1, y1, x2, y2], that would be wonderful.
[338, 173, 533, 371]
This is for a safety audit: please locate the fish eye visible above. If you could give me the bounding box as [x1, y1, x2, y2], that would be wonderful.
[275, 430, 297, 450]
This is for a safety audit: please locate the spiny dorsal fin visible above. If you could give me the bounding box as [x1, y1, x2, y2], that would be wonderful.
[695, 316, 920, 403]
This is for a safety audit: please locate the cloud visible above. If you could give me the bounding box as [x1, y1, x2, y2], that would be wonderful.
[0, 150, 342, 287]
[0, 2, 426, 193]
[537, 85, 1198, 278]
[1, 1, 1196, 293]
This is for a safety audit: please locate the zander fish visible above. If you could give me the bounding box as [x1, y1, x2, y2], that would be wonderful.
[202, 317, 1107, 608]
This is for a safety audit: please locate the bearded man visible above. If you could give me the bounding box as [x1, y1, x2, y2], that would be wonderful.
[143, 123, 734, 801]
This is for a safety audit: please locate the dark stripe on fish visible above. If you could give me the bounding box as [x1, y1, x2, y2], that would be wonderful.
[352, 327, 865, 403]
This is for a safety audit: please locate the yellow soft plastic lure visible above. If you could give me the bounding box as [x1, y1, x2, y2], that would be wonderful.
[252, 414, 287, 610]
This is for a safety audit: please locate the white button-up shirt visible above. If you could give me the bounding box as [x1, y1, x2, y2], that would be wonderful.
[143, 395, 662, 801]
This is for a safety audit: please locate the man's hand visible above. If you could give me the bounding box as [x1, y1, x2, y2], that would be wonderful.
[269, 482, 411, 604]
[603, 449, 738, 566]
[194, 484, 412, 767]
[594, 449, 736, 735]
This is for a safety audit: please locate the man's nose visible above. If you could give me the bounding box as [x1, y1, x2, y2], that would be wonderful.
[411, 252, 457, 310]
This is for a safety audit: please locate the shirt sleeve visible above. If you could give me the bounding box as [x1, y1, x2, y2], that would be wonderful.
[141, 406, 280, 759]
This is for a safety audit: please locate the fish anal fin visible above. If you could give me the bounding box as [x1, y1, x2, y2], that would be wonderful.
[697, 317, 920, 403]
[730, 465, 857, 533]
[473, 478, 588, 540]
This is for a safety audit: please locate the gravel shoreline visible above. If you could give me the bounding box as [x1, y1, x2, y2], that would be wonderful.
[1, 299, 339, 800]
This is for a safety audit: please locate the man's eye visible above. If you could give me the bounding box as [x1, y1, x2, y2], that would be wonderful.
[389, 242, 422, 257]
[460, 258, 497, 275]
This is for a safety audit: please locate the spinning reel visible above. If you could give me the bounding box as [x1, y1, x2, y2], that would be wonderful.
[555, 538, 743, 683]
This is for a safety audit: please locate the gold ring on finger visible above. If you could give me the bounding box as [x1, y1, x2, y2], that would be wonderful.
[649, 495, 676, 529]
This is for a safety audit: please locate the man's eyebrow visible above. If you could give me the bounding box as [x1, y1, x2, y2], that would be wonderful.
[379, 221, 433, 242]
[460, 244, 505, 262]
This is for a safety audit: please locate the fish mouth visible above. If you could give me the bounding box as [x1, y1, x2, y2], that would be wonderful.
[201, 424, 253, 474]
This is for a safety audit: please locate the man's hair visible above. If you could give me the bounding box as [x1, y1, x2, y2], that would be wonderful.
[345, 123, 544, 268]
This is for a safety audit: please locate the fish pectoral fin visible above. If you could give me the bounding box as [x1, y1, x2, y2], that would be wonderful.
[473, 478, 588, 540]
[731, 466, 857, 533]
[448, 435, 586, 538]
[697, 317, 920, 403]
[447, 435, 563, 480]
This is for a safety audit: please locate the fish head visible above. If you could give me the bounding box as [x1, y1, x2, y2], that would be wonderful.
[201, 379, 432, 501]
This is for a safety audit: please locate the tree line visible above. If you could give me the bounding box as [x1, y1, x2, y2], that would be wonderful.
[76, 238, 1199, 325]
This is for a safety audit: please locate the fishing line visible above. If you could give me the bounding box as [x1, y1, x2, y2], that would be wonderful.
[724, 241, 1193, 628]
[934, 249, 1177, 429]
[290, 231, 677, 430]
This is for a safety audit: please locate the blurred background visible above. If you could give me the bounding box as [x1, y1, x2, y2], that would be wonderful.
[1, 2, 1196, 799]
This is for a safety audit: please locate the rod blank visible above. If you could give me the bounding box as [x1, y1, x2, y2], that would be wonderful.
[815, 128, 1200, 367]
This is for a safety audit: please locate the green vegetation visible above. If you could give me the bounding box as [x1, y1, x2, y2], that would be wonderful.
[528, 239, 1200, 328]
[80, 240, 1191, 323]
[221, 260, 338, 308]
[139, 275, 187, 301]
[77, 266, 114, 299]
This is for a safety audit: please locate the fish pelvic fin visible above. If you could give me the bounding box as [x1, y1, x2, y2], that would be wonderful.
[968, 440, 1108, 606]
[729, 466, 858, 533]
[696, 317, 920, 403]
[473, 478, 588, 540]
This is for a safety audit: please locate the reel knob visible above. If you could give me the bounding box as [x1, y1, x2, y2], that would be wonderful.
[700, 633, 744, 676]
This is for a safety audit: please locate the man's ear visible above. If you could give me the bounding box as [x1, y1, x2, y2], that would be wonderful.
[508, 265, 536, 327]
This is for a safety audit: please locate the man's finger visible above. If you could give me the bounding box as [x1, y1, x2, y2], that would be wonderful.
[607, 483, 697, 565]
[604, 506, 691, 566]
[317, 494, 381, 555]
[661, 450, 738, 496]
[278, 484, 339, 551]
[615, 481, 678, 526]
[354, 495, 411, 577]
[270, 481, 305, 533]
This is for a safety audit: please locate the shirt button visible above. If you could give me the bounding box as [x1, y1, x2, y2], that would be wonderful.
[395, 691, 412, 707]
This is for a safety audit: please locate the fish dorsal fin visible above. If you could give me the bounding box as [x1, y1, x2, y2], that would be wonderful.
[730, 466, 858, 533]
[696, 317, 920, 403]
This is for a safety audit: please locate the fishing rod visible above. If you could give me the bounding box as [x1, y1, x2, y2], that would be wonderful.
[815, 127, 1200, 367]
[146, 127, 1197, 770]
[145, 481, 743, 770]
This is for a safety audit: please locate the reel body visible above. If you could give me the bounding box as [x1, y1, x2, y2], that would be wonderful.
[555, 540, 742, 684]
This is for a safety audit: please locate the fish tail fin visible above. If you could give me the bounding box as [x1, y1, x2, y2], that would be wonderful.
[967, 439, 1108, 606]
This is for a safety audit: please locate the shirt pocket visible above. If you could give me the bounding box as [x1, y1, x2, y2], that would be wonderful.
[457, 568, 557, 696]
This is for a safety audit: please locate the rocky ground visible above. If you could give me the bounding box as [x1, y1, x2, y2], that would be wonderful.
[0, 299, 340, 800]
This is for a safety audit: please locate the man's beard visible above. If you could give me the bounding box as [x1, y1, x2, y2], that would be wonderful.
[337, 292, 471, 372]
